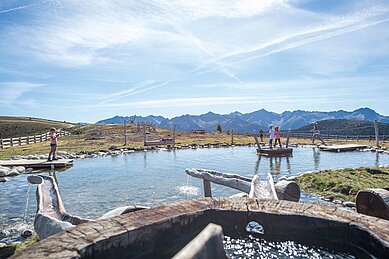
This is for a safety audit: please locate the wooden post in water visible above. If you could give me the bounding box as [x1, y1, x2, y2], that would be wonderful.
[173, 124, 176, 143]
[285, 130, 291, 148]
[143, 124, 147, 144]
[254, 135, 261, 153]
[124, 120, 127, 146]
[203, 180, 212, 198]
[374, 120, 379, 147]
[231, 130, 234, 145]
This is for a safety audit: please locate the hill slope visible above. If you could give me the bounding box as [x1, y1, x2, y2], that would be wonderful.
[97, 107, 389, 133]
[294, 119, 389, 135]
[0, 116, 75, 139]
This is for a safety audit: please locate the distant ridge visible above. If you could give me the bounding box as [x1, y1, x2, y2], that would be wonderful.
[294, 119, 389, 135]
[96, 107, 389, 133]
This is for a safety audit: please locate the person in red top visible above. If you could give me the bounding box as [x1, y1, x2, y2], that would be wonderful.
[274, 126, 282, 148]
[48, 127, 59, 161]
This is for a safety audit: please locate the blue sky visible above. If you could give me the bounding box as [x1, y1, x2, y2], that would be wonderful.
[0, 0, 388, 122]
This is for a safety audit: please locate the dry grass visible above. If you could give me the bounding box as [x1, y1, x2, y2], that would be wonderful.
[0, 124, 387, 160]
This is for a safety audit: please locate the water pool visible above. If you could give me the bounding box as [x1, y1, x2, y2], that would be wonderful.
[1, 146, 389, 244]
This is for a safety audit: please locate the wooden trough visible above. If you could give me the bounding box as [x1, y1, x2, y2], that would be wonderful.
[185, 168, 300, 202]
[0, 159, 73, 169]
[13, 197, 389, 259]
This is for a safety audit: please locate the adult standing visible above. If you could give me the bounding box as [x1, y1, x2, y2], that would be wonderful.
[311, 122, 325, 145]
[259, 128, 264, 142]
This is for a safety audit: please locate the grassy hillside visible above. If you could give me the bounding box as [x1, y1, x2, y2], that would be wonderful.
[0, 116, 75, 139]
[293, 119, 389, 135]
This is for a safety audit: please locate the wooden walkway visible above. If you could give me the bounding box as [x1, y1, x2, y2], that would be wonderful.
[319, 144, 367, 152]
[0, 159, 73, 169]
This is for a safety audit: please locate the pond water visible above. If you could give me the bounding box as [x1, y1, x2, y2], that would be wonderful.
[223, 235, 365, 258]
[1, 146, 389, 244]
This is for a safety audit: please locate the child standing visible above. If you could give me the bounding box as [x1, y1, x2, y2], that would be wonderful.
[274, 126, 282, 148]
[48, 127, 58, 161]
[268, 126, 275, 148]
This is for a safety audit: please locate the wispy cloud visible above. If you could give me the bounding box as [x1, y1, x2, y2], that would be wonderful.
[95, 79, 178, 106]
[194, 5, 389, 74]
[0, 3, 36, 14]
[0, 81, 45, 106]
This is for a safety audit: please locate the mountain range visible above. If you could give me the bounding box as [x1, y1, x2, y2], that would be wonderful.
[96, 107, 389, 133]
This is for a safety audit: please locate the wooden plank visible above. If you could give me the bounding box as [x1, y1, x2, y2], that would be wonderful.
[0, 159, 73, 169]
[319, 144, 367, 152]
[258, 147, 293, 157]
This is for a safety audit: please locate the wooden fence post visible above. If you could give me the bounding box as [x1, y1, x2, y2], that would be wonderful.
[0, 139, 2, 149]
[18, 137, 21, 146]
[374, 120, 379, 147]
[357, 135, 359, 142]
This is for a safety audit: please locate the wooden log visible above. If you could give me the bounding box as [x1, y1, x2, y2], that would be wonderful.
[173, 223, 227, 259]
[274, 181, 300, 202]
[203, 180, 212, 198]
[356, 188, 389, 220]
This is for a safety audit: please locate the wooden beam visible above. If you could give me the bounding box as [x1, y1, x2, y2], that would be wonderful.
[203, 180, 212, 198]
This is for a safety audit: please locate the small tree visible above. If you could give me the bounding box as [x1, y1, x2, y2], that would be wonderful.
[216, 123, 222, 133]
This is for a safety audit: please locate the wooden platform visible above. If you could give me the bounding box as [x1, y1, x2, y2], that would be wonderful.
[257, 147, 293, 157]
[319, 144, 368, 152]
[0, 159, 73, 169]
[144, 139, 175, 146]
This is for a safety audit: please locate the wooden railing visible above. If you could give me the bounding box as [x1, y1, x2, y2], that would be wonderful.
[284, 132, 387, 143]
[0, 130, 71, 149]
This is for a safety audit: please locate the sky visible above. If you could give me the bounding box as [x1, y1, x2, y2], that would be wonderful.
[0, 0, 389, 122]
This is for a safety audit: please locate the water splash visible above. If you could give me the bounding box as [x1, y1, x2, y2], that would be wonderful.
[178, 175, 200, 196]
[177, 185, 200, 196]
[22, 185, 32, 223]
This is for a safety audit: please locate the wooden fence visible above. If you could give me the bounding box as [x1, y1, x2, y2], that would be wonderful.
[0, 130, 71, 149]
[285, 132, 387, 143]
